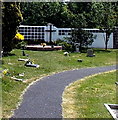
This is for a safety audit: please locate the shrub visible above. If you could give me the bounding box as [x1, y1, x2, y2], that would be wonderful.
[15, 41, 27, 49]
[55, 39, 64, 45]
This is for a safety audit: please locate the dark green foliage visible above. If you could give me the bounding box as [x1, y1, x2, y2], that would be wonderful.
[61, 42, 73, 52]
[20, 2, 89, 28]
[20, 2, 70, 27]
[91, 2, 117, 50]
[55, 39, 73, 52]
[55, 39, 64, 45]
[20, 2, 117, 29]
[14, 41, 27, 49]
[68, 28, 95, 52]
[2, 2, 23, 54]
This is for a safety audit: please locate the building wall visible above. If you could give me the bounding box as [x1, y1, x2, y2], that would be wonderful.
[18, 25, 114, 48]
[56, 28, 71, 41]
[113, 27, 118, 49]
[89, 33, 113, 48]
[18, 25, 46, 42]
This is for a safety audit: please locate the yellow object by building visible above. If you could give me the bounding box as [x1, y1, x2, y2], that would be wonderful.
[14, 33, 24, 40]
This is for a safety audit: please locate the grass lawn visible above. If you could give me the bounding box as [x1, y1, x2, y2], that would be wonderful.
[2, 48, 117, 118]
[62, 70, 117, 118]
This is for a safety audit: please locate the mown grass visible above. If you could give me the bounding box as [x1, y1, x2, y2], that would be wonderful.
[62, 70, 117, 118]
[2, 49, 117, 118]
[0, 73, 2, 118]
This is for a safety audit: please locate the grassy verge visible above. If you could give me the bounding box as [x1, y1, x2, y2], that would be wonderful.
[2, 49, 117, 118]
[62, 70, 117, 118]
[0, 73, 2, 118]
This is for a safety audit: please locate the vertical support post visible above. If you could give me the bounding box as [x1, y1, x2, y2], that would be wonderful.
[49, 24, 52, 44]
[45, 23, 56, 44]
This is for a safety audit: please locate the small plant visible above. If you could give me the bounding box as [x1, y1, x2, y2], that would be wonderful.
[61, 42, 73, 52]
[13, 33, 26, 49]
[55, 39, 64, 45]
[14, 33, 24, 40]
[41, 43, 46, 47]
[13, 32, 28, 49]
[2, 69, 9, 76]
[55, 39, 74, 52]
[15, 41, 27, 49]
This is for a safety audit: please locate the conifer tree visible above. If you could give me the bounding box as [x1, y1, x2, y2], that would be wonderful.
[2, 2, 23, 54]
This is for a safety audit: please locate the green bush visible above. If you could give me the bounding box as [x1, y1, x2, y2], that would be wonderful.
[55, 39, 74, 52]
[55, 39, 64, 45]
[15, 41, 27, 49]
[60, 41, 73, 52]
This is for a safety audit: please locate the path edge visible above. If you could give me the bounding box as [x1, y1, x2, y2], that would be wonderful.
[10, 66, 100, 118]
[10, 65, 116, 118]
[62, 69, 116, 118]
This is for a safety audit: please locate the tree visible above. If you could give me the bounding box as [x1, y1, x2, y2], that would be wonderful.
[67, 2, 95, 28]
[91, 2, 117, 50]
[2, 2, 23, 54]
[68, 28, 94, 52]
[20, 2, 71, 27]
[20, 2, 90, 28]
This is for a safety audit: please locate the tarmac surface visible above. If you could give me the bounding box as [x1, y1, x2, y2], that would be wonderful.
[12, 65, 116, 118]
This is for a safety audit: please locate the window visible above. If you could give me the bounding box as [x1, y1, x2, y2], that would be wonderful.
[59, 30, 61, 35]
[68, 32, 71, 35]
[62, 32, 65, 35]
[58, 29, 71, 35]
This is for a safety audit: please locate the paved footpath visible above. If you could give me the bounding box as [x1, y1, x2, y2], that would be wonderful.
[12, 65, 116, 118]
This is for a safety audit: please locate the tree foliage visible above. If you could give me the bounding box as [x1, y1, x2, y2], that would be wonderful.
[91, 2, 117, 50]
[2, 2, 117, 53]
[20, 2, 90, 28]
[70, 28, 94, 52]
[20, 2, 117, 28]
[2, 2, 23, 54]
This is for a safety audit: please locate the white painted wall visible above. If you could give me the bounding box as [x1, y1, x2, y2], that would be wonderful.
[19, 25, 114, 48]
[56, 28, 71, 41]
[89, 33, 113, 48]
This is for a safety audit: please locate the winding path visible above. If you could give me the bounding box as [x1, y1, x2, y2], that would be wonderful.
[12, 65, 116, 118]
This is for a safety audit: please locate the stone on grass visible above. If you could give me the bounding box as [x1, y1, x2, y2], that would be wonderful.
[86, 49, 95, 57]
[19, 73, 24, 76]
[22, 50, 29, 57]
[64, 52, 70, 56]
[18, 58, 29, 62]
[25, 60, 40, 68]
[11, 76, 23, 81]
[104, 104, 118, 119]
[74, 43, 80, 52]
[77, 59, 83, 62]
[115, 82, 118, 85]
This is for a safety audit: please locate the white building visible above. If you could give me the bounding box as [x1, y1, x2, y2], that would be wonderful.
[18, 24, 117, 49]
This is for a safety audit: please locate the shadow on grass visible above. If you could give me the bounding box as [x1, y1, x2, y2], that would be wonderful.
[94, 49, 111, 53]
[2, 53, 16, 57]
[80, 48, 112, 53]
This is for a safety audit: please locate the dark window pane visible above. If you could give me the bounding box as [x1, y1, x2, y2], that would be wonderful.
[62, 33, 65, 35]
[68, 33, 71, 35]
[59, 32, 61, 35]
